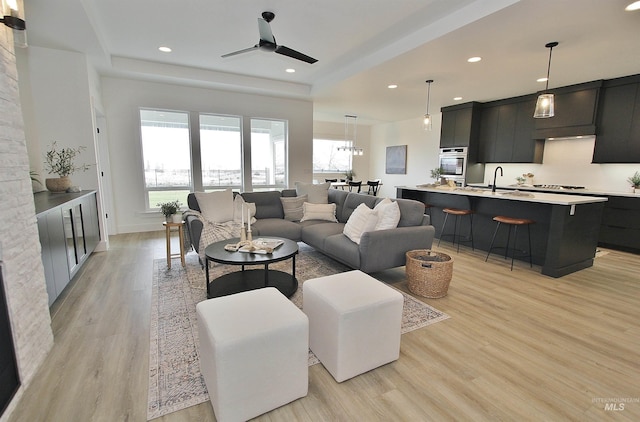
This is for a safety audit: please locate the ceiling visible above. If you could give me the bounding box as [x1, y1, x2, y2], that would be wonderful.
[22, 0, 640, 125]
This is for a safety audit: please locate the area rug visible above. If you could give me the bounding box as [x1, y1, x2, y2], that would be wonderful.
[147, 246, 450, 420]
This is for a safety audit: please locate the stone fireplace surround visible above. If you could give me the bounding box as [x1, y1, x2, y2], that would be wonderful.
[0, 22, 55, 421]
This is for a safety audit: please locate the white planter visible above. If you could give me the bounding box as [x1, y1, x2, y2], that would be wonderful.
[172, 214, 183, 223]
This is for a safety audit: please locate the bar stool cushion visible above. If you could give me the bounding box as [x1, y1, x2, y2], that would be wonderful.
[443, 208, 473, 216]
[493, 216, 535, 225]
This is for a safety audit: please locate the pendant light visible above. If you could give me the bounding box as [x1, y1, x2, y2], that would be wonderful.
[534, 42, 559, 118]
[423, 79, 434, 131]
[337, 114, 363, 156]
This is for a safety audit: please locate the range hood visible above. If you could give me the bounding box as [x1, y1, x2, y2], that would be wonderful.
[533, 80, 602, 139]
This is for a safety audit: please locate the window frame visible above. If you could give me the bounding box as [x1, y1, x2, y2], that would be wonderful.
[139, 108, 193, 211]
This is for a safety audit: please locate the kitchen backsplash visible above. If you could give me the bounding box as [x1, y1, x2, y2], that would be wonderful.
[481, 136, 640, 193]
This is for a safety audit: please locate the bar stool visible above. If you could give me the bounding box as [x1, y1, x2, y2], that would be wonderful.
[485, 215, 535, 270]
[438, 208, 474, 252]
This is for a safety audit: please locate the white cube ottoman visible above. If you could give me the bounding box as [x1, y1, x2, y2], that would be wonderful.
[196, 287, 309, 422]
[303, 270, 404, 382]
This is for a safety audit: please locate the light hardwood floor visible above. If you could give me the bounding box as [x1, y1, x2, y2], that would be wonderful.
[8, 232, 640, 421]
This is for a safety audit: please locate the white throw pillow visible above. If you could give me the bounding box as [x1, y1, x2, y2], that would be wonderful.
[233, 194, 256, 224]
[280, 195, 307, 221]
[295, 181, 330, 204]
[195, 189, 234, 223]
[343, 203, 379, 244]
[300, 202, 337, 222]
[373, 198, 401, 230]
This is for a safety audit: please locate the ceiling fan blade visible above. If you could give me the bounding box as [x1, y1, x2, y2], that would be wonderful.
[258, 18, 275, 43]
[221, 45, 259, 58]
[275, 45, 318, 64]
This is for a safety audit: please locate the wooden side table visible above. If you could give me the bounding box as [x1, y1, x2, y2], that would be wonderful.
[163, 221, 185, 269]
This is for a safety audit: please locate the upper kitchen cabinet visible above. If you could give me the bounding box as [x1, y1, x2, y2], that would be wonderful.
[533, 80, 602, 139]
[592, 74, 640, 163]
[478, 95, 543, 163]
[440, 102, 482, 153]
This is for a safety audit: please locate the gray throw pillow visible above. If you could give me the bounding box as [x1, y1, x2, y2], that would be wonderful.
[295, 181, 330, 204]
[280, 195, 307, 221]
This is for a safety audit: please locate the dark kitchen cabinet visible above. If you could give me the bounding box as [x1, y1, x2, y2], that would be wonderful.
[478, 95, 542, 163]
[440, 102, 482, 153]
[598, 195, 640, 253]
[533, 80, 601, 139]
[592, 74, 640, 163]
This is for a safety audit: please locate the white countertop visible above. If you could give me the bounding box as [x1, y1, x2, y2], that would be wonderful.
[493, 184, 640, 198]
[399, 185, 608, 206]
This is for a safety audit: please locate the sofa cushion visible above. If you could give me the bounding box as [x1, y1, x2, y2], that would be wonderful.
[301, 202, 337, 222]
[251, 218, 302, 241]
[301, 222, 346, 250]
[328, 189, 349, 221]
[295, 182, 330, 204]
[343, 203, 379, 244]
[393, 198, 427, 227]
[280, 195, 307, 222]
[373, 198, 401, 230]
[195, 189, 234, 223]
[323, 234, 360, 269]
[340, 193, 379, 223]
[240, 191, 285, 219]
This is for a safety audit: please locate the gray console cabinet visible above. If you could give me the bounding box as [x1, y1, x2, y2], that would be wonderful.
[35, 191, 100, 306]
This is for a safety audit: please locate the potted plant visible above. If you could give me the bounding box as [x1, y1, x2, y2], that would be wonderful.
[344, 170, 356, 181]
[515, 176, 526, 185]
[430, 167, 444, 183]
[627, 171, 640, 193]
[43, 141, 90, 192]
[157, 200, 182, 223]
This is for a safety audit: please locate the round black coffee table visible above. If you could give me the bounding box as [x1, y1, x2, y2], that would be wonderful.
[204, 237, 299, 298]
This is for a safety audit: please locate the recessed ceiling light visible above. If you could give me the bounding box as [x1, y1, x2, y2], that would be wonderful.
[159, 46, 172, 53]
[285, 68, 295, 73]
[537, 77, 548, 83]
[467, 56, 481, 63]
[453, 97, 463, 101]
[625, 1, 640, 11]
[387, 84, 398, 89]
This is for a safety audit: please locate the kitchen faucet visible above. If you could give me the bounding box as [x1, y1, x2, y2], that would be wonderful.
[492, 166, 503, 193]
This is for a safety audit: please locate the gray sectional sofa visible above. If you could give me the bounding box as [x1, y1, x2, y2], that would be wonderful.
[185, 188, 435, 273]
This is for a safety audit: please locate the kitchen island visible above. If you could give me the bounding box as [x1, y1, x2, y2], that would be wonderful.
[398, 186, 608, 277]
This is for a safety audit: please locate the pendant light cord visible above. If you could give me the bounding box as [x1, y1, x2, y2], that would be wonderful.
[545, 46, 553, 91]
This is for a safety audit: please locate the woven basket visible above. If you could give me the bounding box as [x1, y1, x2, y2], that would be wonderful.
[405, 250, 453, 298]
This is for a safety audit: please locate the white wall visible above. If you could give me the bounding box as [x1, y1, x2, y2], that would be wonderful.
[481, 136, 640, 193]
[101, 77, 314, 233]
[18, 46, 100, 192]
[369, 114, 442, 198]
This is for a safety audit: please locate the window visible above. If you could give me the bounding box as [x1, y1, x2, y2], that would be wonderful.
[140, 110, 290, 210]
[313, 139, 353, 173]
[200, 114, 242, 189]
[140, 109, 192, 208]
[250, 119, 287, 189]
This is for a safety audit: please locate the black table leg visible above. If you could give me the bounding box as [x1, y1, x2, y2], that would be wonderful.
[292, 253, 296, 282]
[205, 259, 211, 298]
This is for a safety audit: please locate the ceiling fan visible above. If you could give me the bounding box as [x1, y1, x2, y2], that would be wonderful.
[222, 11, 318, 64]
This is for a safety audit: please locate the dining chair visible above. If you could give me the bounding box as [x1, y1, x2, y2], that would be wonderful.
[366, 180, 380, 196]
[348, 181, 362, 193]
